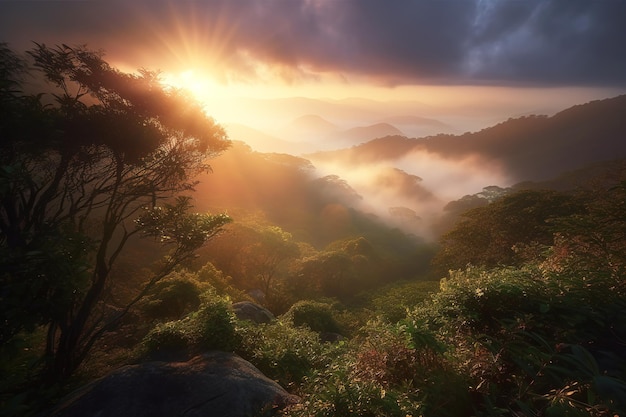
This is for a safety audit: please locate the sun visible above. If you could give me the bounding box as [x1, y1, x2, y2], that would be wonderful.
[161, 69, 218, 102]
[160, 69, 238, 121]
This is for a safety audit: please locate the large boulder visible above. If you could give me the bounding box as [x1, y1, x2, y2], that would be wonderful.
[232, 301, 275, 324]
[46, 352, 299, 417]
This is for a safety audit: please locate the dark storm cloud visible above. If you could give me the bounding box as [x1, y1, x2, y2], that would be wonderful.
[464, 1, 626, 85]
[1, 0, 625, 86]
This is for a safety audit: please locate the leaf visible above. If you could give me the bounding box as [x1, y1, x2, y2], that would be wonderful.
[569, 345, 601, 376]
[592, 375, 626, 406]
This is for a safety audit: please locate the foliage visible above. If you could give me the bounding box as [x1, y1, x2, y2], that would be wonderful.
[283, 319, 470, 417]
[135, 196, 232, 255]
[140, 293, 240, 357]
[199, 222, 299, 302]
[432, 189, 584, 273]
[0, 43, 230, 382]
[370, 280, 440, 323]
[546, 181, 626, 285]
[239, 224, 300, 298]
[196, 262, 252, 302]
[281, 300, 342, 334]
[290, 250, 356, 300]
[408, 265, 626, 416]
[0, 223, 93, 344]
[238, 321, 330, 389]
[139, 271, 205, 321]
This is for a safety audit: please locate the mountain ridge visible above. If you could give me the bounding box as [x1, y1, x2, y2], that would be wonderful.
[308, 94, 626, 182]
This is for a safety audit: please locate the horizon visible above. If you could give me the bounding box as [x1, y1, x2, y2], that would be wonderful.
[2, 1, 626, 142]
[3, 1, 626, 240]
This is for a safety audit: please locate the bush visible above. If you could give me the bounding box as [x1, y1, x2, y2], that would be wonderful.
[282, 300, 342, 334]
[289, 364, 407, 417]
[407, 266, 626, 416]
[140, 294, 240, 357]
[190, 296, 240, 352]
[238, 321, 330, 389]
[141, 320, 190, 354]
[140, 272, 205, 321]
[370, 280, 440, 322]
[196, 262, 252, 303]
[284, 320, 470, 417]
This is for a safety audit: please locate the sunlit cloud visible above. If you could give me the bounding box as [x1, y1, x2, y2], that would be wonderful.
[3, 1, 626, 89]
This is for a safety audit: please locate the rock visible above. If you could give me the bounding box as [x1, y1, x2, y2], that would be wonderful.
[320, 332, 345, 343]
[232, 301, 275, 324]
[46, 351, 299, 417]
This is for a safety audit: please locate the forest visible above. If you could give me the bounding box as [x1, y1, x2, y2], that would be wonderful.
[1, 44, 626, 417]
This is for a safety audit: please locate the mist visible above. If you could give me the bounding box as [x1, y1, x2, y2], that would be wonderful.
[216, 93, 626, 242]
[5, 3, 626, 413]
[308, 148, 511, 239]
[212, 86, 625, 153]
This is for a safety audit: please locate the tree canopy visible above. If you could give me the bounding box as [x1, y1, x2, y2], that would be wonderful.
[0, 43, 231, 381]
[432, 189, 585, 274]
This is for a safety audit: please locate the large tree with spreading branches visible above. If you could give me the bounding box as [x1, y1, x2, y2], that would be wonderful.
[0, 43, 231, 381]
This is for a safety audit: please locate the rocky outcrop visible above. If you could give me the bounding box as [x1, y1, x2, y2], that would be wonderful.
[232, 301, 275, 324]
[46, 351, 299, 417]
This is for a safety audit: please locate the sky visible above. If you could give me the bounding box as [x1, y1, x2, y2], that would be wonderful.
[2, 1, 626, 89]
[2, 1, 626, 132]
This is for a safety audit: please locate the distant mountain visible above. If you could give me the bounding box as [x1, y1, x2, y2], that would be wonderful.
[229, 96, 380, 124]
[276, 117, 405, 149]
[309, 95, 626, 182]
[375, 115, 455, 139]
[224, 123, 318, 155]
[377, 115, 450, 129]
[280, 114, 340, 144]
[287, 114, 339, 134]
[329, 123, 405, 146]
[307, 135, 414, 163]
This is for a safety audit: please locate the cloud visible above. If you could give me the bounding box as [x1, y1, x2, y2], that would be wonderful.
[464, 1, 626, 86]
[1, 0, 626, 87]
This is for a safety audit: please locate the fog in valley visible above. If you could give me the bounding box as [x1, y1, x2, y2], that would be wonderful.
[193, 92, 626, 240]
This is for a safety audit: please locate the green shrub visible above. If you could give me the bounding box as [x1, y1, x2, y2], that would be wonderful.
[282, 300, 342, 334]
[238, 322, 330, 389]
[370, 280, 440, 322]
[196, 262, 252, 303]
[189, 296, 240, 352]
[140, 294, 240, 357]
[141, 320, 190, 354]
[289, 364, 408, 417]
[284, 320, 470, 417]
[407, 266, 626, 416]
[141, 272, 204, 321]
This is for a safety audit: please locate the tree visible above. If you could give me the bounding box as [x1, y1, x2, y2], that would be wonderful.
[239, 224, 300, 299]
[0, 44, 231, 381]
[292, 250, 357, 300]
[432, 189, 584, 274]
[545, 181, 626, 286]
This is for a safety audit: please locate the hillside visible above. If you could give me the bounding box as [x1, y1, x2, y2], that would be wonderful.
[309, 95, 626, 182]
